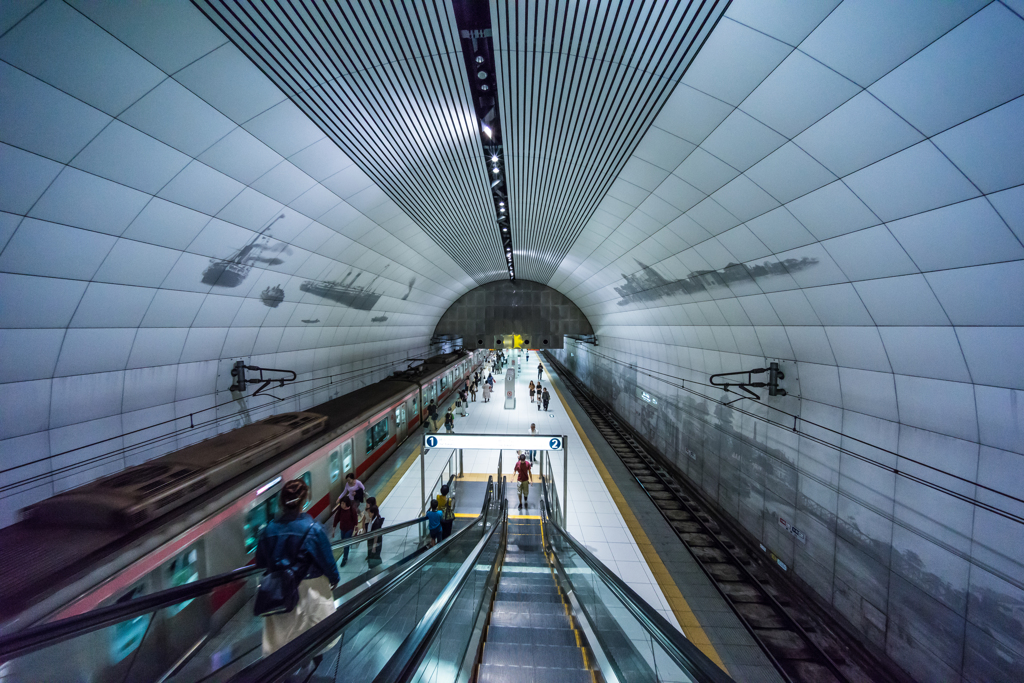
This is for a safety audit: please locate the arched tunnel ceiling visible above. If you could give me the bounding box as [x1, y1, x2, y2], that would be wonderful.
[1, 1, 1024, 676]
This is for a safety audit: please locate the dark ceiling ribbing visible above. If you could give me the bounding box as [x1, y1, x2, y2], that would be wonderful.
[193, 0, 509, 283]
[492, 0, 731, 284]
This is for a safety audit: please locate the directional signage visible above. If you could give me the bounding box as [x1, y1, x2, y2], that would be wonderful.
[423, 433, 564, 451]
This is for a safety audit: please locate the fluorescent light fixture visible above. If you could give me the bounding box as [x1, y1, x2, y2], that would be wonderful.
[481, 123, 493, 138]
[256, 476, 282, 496]
[491, 167, 499, 174]
[491, 155, 498, 162]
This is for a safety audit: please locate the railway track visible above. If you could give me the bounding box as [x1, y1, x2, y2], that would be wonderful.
[544, 352, 899, 683]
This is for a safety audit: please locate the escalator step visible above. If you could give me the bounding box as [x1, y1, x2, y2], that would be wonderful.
[486, 625, 578, 647]
[490, 612, 571, 632]
[478, 663, 592, 683]
[491, 600, 567, 617]
[483, 642, 586, 669]
[493, 591, 563, 604]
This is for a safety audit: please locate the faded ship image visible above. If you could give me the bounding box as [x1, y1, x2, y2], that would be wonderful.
[202, 223, 289, 288]
[260, 285, 285, 308]
[300, 269, 384, 310]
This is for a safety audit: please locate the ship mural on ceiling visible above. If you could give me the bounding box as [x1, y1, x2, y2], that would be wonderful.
[300, 267, 387, 311]
[615, 257, 818, 306]
[202, 217, 290, 288]
[260, 285, 285, 308]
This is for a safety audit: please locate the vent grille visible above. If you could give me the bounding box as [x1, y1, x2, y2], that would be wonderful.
[492, 0, 730, 283]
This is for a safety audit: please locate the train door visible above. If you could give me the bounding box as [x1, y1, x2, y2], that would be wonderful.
[395, 403, 407, 440]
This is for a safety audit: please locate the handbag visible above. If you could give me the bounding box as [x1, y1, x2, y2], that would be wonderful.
[253, 524, 313, 617]
[442, 498, 455, 521]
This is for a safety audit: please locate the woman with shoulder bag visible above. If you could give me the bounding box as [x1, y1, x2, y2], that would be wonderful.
[437, 484, 456, 539]
[254, 479, 340, 657]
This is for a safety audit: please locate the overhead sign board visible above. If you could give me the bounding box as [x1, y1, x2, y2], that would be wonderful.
[424, 434, 564, 451]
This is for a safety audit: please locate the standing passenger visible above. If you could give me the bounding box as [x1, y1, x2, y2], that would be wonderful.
[444, 409, 455, 433]
[513, 454, 532, 508]
[437, 484, 455, 539]
[542, 388, 551, 412]
[427, 400, 440, 431]
[357, 496, 378, 534]
[529, 381, 536, 403]
[470, 381, 478, 402]
[528, 423, 539, 462]
[482, 381, 491, 403]
[537, 363, 544, 381]
[256, 479, 339, 656]
[364, 505, 384, 565]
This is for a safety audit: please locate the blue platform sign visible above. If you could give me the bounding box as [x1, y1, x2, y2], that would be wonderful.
[426, 435, 438, 448]
[549, 437, 562, 450]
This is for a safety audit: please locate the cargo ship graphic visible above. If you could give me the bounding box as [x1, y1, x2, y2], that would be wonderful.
[299, 268, 385, 311]
[201, 220, 288, 288]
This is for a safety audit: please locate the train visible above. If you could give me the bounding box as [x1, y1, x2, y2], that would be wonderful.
[0, 349, 485, 655]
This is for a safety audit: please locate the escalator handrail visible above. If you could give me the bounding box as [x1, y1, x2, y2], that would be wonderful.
[371, 498, 508, 683]
[539, 480, 734, 683]
[231, 485, 495, 683]
[0, 515, 427, 660]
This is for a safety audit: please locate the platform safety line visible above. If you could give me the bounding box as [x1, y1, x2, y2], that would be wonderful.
[376, 444, 421, 505]
[507, 514, 541, 519]
[453, 513, 480, 518]
[541, 359, 729, 673]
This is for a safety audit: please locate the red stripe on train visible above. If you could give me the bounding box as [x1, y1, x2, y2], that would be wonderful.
[357, 435, 397, 477]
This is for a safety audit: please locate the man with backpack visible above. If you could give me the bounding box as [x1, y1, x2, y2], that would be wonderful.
[427, 400, 439, 431]
[514, 453, 533, 508]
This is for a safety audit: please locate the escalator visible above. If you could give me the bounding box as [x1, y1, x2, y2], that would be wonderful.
[476, 514, 592, 682]
[0, 478, 497, 683]
[240, 474, 735, 683]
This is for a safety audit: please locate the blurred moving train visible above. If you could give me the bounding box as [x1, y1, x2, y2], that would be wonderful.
[0, 350, 484, 648]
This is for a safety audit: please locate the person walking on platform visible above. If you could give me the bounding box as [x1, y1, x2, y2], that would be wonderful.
[364, 505, 384, 565]
[470, 381, 478, 402]
[457, 389, 468, 416]
[536, 385, 543, 411]
[331, 496, 357, 566]
[437, 484, 455, 538]
[482, 381, 491, 403]
[444, 408, 455, 434]
[514, 453, 533, 508]
[486, 373, 494, 388]
[529, 380, 536, 403]
[341, 473, 365, 511]
[255, 478, 339, 657]
[427, 400, 439, 431]
[537, 363, 544, 381]
[542, 388, 551, 412]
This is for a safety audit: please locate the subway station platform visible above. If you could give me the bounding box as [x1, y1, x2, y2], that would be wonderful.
[367, 354, 784, 683]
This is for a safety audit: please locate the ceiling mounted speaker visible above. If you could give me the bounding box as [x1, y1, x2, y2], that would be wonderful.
[524, 339, 530, 345]
[543, 339, 549, 345]
[477, 339, 484, 345]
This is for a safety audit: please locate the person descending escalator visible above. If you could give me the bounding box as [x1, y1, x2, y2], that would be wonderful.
[425, 499, 443, 548]
[255, 478, 340, 657]
[514, 453, 533, 508]
[437, 484, 455, 539]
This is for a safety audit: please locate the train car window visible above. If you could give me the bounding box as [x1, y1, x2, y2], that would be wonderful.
[342, 439, 353, 475]
[440, 374, 447, 391]
[395, 406, 405, 427]
[245, 494, 279, 555]
[111, 583, 150, 664]
[329, 447, 341, 483]
[366, 418, 389, 453]
[165, 546, 200, 616]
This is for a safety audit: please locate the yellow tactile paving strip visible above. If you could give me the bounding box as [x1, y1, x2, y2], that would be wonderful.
[376, 444, 420, 504]
[542, 359, 729, 673]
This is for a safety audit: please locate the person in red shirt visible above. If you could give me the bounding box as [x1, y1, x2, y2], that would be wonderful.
[332, 496, 358, 566]
[514, 453, 533, 508]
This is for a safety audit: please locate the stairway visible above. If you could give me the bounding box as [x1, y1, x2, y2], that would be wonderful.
[477, 515, 593, 683]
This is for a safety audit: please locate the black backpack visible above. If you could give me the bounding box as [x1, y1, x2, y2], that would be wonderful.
[253, 524, 313, 617]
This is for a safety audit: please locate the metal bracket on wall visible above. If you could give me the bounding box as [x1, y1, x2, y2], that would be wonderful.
[710, 362, 786, 406]
[229, 361, 297, 399]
